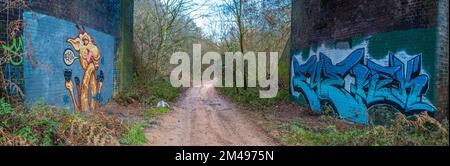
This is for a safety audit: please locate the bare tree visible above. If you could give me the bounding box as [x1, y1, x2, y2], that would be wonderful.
[134, 0, 204, 79]
[217, 0, 291, 90]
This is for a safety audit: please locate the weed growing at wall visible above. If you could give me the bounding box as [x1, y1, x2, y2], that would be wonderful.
[0, 98, 12, 115]
[119, 122, 147, 145]
[284, 112, 448, 146]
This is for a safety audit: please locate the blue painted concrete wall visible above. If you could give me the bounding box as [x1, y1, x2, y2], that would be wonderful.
[23, 11, 115, 111]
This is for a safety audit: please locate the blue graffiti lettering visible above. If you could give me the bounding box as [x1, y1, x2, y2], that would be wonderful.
[291, 48, 436, 125]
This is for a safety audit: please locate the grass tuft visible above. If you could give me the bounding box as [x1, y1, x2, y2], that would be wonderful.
[142, 107, 171, 118]
[119, 123, 148, 145]
[284, 112, 449, 146]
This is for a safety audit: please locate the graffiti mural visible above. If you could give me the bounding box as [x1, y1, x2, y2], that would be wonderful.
[23, 11, 115, 111]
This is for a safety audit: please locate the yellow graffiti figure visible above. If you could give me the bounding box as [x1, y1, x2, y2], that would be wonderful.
[65, 25, 103, 112]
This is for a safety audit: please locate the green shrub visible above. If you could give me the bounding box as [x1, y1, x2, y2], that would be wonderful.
[115, 76, 182, 106]
[142, 107, 171, 118]
[120, 123, 148, 145]
[18, 126, 39, 144]
[285, 113, 449, 146]
[0, 98, 12, 116]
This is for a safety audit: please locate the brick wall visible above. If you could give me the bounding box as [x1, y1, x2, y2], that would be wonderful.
[292, 0, 438, 50]
[290, 0, 448, 124]
[17, 0, 132, 112]
[437, 0, 449, 119]
[27, 0, 120, 36]
[22, 10, 117, 111]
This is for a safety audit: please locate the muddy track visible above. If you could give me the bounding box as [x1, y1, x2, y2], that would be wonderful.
[145, 81, 276, 146]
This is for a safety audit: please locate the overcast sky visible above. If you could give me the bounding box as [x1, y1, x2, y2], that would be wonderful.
[191, 0, 223, 34]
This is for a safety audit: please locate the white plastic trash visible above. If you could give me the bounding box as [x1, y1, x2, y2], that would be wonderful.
[157, 101, 170, 108]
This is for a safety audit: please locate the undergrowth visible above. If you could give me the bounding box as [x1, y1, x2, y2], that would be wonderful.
[217, 87, 290, 110]
[142, 107, 171, 118]
[114, 76, 182, 106]
[0, 98, 147, 146]
[284, 112, 449, 146]
[216, 57, 291, 110]
[119, 122, 147, 145]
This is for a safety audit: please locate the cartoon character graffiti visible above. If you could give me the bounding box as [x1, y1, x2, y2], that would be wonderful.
[291, 48, 436, 125]
[63, 25, 104, 112]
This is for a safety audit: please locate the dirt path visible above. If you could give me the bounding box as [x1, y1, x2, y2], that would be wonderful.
[145, 80, 276, 146]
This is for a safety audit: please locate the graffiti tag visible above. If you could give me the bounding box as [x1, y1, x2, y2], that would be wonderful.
[1, 36, 24, 66]
[291, 48, 436, 125]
